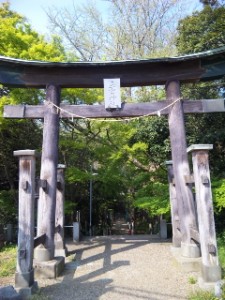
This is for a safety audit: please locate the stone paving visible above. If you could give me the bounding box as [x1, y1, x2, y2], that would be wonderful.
[37, 235, 198, 300]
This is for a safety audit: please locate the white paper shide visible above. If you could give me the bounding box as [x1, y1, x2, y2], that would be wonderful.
[104, 78, 121, 109]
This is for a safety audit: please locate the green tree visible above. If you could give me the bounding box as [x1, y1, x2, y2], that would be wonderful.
[176, 2, 225, 229]
[0, 2, 66, 227]
[177, 5, 225, 53]
[176, 3, 225, 174]
[0, 2, 65, 61]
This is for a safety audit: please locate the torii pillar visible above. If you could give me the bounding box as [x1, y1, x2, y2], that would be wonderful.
[166, 80, 200, 258]
[35, 84, 60, 262]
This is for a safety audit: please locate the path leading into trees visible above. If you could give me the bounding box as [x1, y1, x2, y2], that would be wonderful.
[38, 235, 198, 300]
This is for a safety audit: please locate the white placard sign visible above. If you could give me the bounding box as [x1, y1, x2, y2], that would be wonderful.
[104, 78, 121, 109]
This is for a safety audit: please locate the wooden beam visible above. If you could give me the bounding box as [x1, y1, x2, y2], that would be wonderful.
[3, 99, 225, 119]
[34, 234, 46, 248]
[0, 47, 225, 87]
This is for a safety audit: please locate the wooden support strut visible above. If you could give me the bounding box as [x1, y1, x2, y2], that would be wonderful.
[34, 234, 46, 248]
[187, 144, 221, 282]
[54, 164, 66, 257]
[13, 150, 36, 289]
[165, 160, 181, 248]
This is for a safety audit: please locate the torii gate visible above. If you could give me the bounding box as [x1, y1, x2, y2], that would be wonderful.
[2, 46, 225, 291]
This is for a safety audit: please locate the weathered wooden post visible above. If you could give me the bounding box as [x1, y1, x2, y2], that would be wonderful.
[187, 144, 221, 282]
[166, 160, 181, 248]
[14, 150, 37, 297]
[166, 80, 200, 258]
[54, 164, 66, 257]
[35, 84, 60, 262]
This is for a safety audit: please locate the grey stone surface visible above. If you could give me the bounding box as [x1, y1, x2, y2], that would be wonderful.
[34, 256, 65, 279]
[171, 244, 201, 272]
[15, 270, 34, 288]
[201, 264, 221, 282]
[15, 282, 38, 300]
[181, 241, 201, 258]
[35, 235, 199, 300]
[0, 285, 22, 300]
[73, 222, 80, 242]
[160, 219, 167, 239]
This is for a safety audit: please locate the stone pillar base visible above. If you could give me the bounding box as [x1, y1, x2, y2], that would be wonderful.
[171, 246, 201, 272]
[55, 248, 67, 257]
[170, 245, 181, 256]
[34, 256, 65, 279]
[34, 247, 52, 262]
[15, 269, 34, 288]
[15, 281, 38, 300]
[0, 285, 22, 300]
[201, 264, 221, 282]
[181, 242, 200, 258]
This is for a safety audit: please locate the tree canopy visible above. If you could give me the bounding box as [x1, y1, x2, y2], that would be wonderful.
[0, 2, 66, 225]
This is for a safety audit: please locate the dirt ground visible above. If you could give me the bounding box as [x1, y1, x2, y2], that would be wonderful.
[0, 235, 200, 300]
[29, 235, 199, 300]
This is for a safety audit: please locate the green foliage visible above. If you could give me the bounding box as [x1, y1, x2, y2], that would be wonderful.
[177, 2, 225, 186]
[185, 114, 225, 177]
[0, 244, 17, 277]
[61, 88, 103, 105]
[0, 190, 17, 225]
[134, 182, 170, 216]
[188, 290, 219, 300]
[188, 276, 197, 284]
[0, 2, 66, 109]
[212, 179, 225, 211]
[132, 116, 170, 165]
[0, 2, 65, 220]
[211, 179, 225, 231]
[177, 5, 225, 54]
[188, 281, 225, 300]
[217, 232, 225, 272]
[0, 2, 65, 61]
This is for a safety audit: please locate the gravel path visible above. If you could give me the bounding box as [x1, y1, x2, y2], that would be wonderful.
[38, 235, 197, 300]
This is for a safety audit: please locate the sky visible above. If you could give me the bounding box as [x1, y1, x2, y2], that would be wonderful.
[3, 0, 110, 34]
[2, 0, 203, 36]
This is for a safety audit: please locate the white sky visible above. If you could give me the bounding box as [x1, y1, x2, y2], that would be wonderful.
[3, 0, 110, 34]
[2, 0, 202, 35]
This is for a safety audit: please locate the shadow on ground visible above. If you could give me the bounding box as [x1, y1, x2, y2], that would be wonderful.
[38, 235, 186, 300]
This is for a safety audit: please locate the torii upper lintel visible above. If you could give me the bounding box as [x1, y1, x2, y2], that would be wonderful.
[0, 46, 225, 88]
